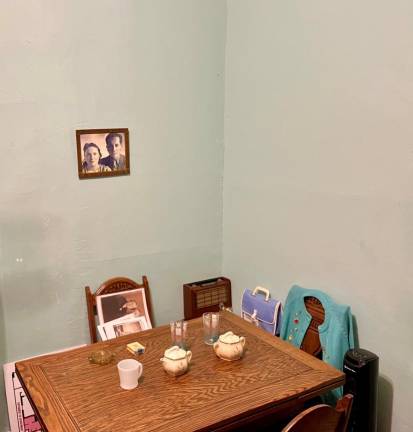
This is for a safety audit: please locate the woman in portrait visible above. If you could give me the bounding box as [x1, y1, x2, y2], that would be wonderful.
[82, 142, 111, 173]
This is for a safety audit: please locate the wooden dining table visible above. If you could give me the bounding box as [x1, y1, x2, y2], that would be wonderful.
[16, 311, 345, 432]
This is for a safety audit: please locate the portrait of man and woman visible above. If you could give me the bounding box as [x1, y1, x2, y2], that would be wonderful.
[76, 129, 130, 178]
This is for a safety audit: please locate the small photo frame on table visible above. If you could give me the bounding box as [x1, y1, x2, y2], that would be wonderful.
[76, 128, 130, 179]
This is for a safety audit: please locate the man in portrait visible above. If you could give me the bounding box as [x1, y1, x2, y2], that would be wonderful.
[100, 132, 126, 170]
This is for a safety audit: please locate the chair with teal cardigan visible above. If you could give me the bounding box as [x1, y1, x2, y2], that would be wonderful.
[280, 285, 355, 403]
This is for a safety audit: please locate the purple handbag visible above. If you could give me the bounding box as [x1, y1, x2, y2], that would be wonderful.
[241, 286, 283, 336]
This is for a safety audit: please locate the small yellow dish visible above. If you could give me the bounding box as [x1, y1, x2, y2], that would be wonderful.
[88, 350, 115, 365]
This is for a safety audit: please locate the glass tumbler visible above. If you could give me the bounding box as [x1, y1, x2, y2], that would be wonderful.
[170, 320, 188, 349]
[203, 312, 220, 345]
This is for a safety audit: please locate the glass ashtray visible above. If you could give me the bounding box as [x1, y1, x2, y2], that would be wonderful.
[88, 349, 115, 365]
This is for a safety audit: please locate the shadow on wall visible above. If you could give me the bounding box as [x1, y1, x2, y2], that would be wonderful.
[352, 315, 359, 348]
[377, 374, 393, 432]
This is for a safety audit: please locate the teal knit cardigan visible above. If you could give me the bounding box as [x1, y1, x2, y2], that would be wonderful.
[280, 285, 355, 403]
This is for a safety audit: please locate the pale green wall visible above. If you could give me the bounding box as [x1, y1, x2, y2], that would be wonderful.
[0, 1, 226, 429]
[223, 1, 413, 431]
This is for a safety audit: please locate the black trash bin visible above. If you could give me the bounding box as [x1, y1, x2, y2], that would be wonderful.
[343, 348, 379, 432]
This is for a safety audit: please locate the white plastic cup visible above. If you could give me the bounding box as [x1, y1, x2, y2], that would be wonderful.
[117, 359, 143, 390]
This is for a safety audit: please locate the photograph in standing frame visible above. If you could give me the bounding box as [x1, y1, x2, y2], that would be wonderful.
[96, 288, 152, 328]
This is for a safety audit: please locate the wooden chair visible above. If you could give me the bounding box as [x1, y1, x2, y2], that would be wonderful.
[281, 394, 353, 432]
[301, 296, 325, 358]
[85, 276, 154, 344]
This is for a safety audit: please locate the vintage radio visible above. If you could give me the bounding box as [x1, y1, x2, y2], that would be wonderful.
[183, 277, 232, 320]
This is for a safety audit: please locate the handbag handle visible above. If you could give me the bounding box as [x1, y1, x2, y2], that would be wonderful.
[252, 286, 270, 302]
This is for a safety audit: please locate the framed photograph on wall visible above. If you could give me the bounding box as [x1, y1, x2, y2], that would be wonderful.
[76, 128, 130, 179]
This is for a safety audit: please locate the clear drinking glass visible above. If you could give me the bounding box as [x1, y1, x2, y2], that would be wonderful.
[170, 320, 188, 349]
[203, 312, 220, 345]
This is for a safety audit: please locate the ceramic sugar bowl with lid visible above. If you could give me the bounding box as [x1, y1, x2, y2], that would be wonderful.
[213, 331, 246, 361]
[160, 346, 192, 377]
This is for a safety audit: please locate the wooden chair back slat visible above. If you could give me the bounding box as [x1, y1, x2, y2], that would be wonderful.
[300, 296, 325, 358]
